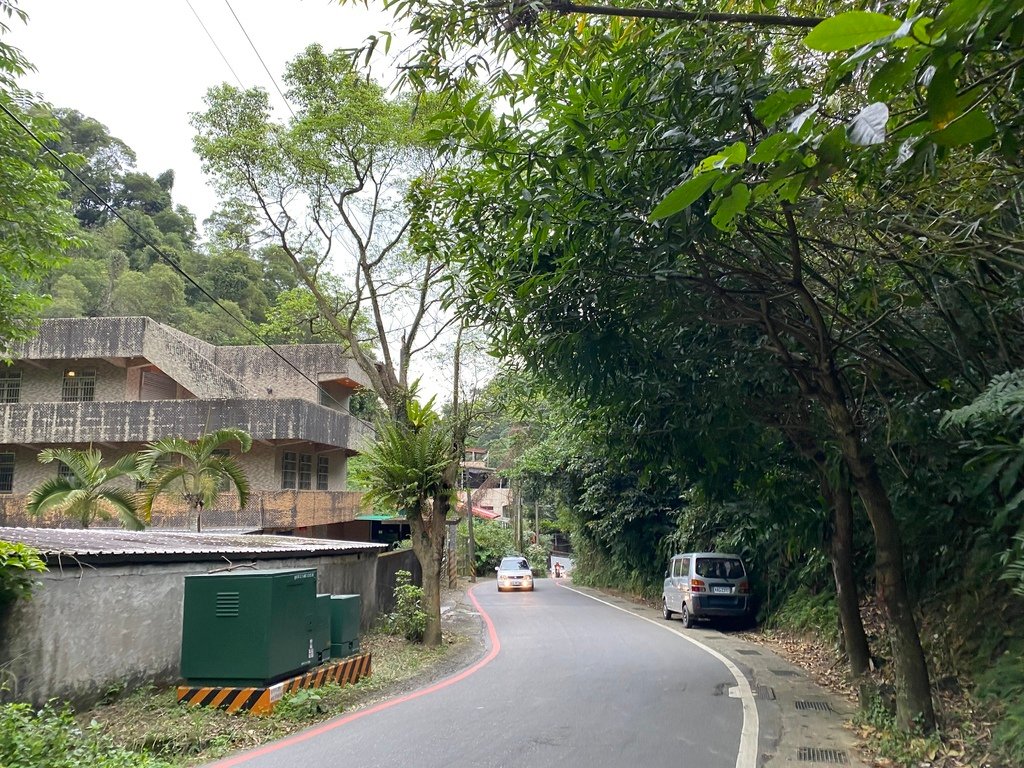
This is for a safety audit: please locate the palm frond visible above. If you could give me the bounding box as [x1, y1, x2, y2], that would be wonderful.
[97, 487, 146, 530]
[25, 478, 77, 516]
[211, 456, 251, 509]
[141, 465, 190, 514]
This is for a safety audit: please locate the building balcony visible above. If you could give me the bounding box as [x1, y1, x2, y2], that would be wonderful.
[0, 398, 362, 451]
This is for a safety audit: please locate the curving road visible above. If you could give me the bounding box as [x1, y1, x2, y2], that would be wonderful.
[209, 579, 757, 768]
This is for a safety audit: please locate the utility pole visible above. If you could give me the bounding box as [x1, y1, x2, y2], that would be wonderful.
[534, 499, 539, 542]
[466, 475, 476, 582]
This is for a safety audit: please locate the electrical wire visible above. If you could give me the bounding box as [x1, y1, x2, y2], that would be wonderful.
[183, 0, 246, 89]
[222, 0, 297, 119]
[0, 99, 375, 433]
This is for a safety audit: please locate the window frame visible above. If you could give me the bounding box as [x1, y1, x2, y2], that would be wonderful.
[316, 455, 329, 491]
[282, 451, 297, 490]
[61, 369, 96, 403]
[0, 370, 21, 404]
[0, 452, 14, 494]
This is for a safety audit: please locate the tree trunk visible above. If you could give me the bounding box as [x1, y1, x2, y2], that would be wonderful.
[818, 370, 935, 731]
[821, 471, 872, 708]
[409, 491, 450, 647]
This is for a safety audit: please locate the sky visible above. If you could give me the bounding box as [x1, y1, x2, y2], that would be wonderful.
[12, 0, 392, 227]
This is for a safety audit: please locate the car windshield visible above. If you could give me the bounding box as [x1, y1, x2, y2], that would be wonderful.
[695, 558, 744, 579]
[500, 558, 529, 571]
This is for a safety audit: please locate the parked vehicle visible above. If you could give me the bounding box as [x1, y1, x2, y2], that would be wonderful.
[662, 552, 751, 628]
[496, 556, 534, 592]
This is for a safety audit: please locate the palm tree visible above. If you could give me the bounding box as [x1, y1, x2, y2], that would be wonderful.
[26, 447, 145, 530]
[357, 397, 456, 645]
[139, 428, 252, 533]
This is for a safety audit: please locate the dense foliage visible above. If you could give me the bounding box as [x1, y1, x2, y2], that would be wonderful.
[0, 701, 170, 768]
[352, 0, 1024, 741]
[0, 541, 45, 606]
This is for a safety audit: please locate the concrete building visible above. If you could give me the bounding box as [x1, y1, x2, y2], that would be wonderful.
[0, 317, 374, 534]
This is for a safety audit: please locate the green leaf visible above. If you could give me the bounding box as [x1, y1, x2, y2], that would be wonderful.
[754, 89, 813, 127]
[869, 59, 915, 102]
[696, 141, 747, 172]
[649, 171, 721, 222]
[931, 108, 996, 146]
[847, 102, 889, 146]
[926, 66, 959, 127]
[711, 183, 750, 232]
[803, 11, 903, 52]
[750, 133, 795, 164]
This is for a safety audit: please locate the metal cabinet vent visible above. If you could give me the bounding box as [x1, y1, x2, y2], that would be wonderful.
[215, 592, 240, 617]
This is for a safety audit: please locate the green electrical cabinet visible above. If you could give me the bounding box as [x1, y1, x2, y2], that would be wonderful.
[315, 594, 332, 663]
[329, 594, 361, 658]
[180, 568, 319, 686]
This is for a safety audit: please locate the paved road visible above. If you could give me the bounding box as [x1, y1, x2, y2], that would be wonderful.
[210, 580, 755, 768]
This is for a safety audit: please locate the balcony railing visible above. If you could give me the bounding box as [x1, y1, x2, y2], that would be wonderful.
[0, 489, 365, 531]
[0, 398, 359, 450]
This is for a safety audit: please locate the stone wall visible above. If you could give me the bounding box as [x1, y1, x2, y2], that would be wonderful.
[0, 550, 387, 707]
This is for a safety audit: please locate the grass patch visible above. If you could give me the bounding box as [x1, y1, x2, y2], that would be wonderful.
[83, 628, 465, 766]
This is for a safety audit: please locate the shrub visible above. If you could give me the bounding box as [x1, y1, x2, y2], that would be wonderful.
[460, 520, 516, 574]
[384, 570, 426, 642]
[976, 649, 1024, 765]
[763, 586, 839, 644]
[0, 542, 47, 606]
[0, 700, 170, 768]
[525, 541, 549, 576]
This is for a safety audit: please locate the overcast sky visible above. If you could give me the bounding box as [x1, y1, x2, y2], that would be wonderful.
[12, 0, 392, 228]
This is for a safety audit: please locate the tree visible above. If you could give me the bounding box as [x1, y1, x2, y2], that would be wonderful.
[193, 44, 458, 644]
[0, 2, 78, 357]
[26, 447, 145, 530]
[357, 398, 454, 644]
[352, 0, 1024, 730]
[139, 429, 252, 533]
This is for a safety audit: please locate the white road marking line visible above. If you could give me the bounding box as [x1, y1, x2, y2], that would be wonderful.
[560, 583, 759, 768]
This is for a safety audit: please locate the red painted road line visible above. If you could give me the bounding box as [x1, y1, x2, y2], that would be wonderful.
[209, 585, 502, 768]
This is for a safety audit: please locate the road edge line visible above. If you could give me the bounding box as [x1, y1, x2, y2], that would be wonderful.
[208, 583, 501, 767]
[558, 582, 759, 768]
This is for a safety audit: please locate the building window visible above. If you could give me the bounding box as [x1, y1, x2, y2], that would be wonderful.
[57, 461, 74, 482]
[0, 453, 13, 493]
[282, 451, 297, 490]
[316, 456, 329, 491]
[298, 453, 312, 490]
[0, 370, 21, 403]
[62, 369, 96, 402]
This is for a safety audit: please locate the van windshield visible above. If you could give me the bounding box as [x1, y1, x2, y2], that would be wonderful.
[695, 558, 744, 580]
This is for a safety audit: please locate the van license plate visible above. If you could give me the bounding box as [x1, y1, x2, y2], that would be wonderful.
[713, 586, 731, 594]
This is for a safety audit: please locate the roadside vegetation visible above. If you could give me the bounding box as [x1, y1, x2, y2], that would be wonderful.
[0, 586, 469, 768]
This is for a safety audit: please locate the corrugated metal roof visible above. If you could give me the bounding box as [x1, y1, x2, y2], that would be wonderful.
[0, 527, 385, 565]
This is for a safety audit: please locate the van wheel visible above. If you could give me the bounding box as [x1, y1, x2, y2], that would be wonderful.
[681, 604, 694, 628]
[662, 600, 674, 620]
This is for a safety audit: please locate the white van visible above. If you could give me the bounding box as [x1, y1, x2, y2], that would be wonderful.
[662, 552, 752, 628]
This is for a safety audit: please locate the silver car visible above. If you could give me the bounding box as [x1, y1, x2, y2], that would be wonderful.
[496, 556, 534, 592]
[662, 552, 751, 627]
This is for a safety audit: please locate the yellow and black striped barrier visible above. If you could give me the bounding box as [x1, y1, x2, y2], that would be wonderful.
[177, 652, 372, 715]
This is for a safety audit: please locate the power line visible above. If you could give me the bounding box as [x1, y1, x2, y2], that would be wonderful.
[183, 0, 246, 89]
[222, 0, 297, 119]
[0, 99, 375, 433]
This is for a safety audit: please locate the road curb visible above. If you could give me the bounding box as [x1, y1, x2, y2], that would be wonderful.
[563, 582, 868, 768]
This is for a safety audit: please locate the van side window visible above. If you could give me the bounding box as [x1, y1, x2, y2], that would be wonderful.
[681, 557, 690, 576]
[671, 559, 680, 577]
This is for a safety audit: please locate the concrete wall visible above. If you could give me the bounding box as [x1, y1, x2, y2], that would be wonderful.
[375, 549, 422, 616]
[0, 550, 385, 708]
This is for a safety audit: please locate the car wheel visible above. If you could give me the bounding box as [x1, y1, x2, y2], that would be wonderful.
[662, 599, 674, 620]
[681, 603, 694, 628]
